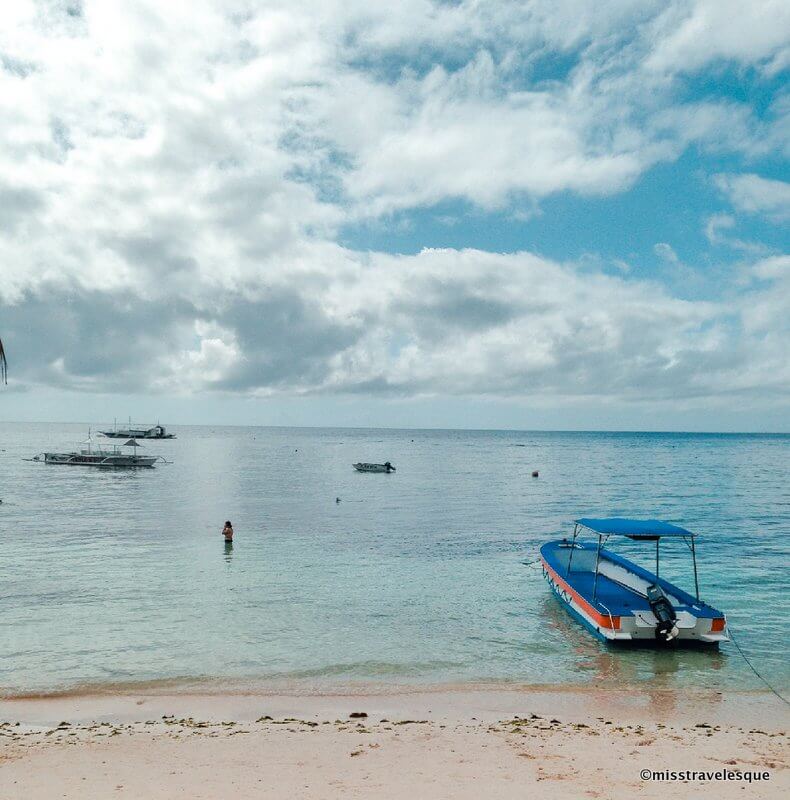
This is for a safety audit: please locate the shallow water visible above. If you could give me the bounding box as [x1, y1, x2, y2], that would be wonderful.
[0, 423, 788, 695]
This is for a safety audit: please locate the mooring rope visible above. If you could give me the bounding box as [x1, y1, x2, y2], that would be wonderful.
[728, 627, 790, 707]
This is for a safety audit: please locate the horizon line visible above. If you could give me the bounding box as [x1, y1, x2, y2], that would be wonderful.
[0, 419, 787, 436]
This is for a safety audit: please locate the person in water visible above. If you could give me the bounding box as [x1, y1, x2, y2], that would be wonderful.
[222, 520, 233, 542]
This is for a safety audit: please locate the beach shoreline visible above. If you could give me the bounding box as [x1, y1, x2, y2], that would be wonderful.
[2, 686, 787, 799]
[2, 683, 787, 727]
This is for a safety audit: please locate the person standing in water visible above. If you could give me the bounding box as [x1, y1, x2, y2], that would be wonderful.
[222, 520, 233, 542]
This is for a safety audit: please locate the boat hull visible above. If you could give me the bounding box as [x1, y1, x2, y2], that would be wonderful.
[41, 452, 157, 468]
[100, 430, 175, 439]
[352, 463, 395, 473]
[540, 540, 727, 646]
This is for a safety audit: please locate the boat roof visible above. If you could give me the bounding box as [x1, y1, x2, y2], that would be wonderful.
[575, 518, 693, 539]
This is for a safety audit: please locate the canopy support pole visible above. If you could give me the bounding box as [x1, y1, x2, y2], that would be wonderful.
[656, 539, 660, 579]
[567, 524, 579, 575]
[690, 535, 700, 601]
[592, 534, 603, 602]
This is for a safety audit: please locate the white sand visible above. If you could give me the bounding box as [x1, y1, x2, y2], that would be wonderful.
[1, 688, 787, 799]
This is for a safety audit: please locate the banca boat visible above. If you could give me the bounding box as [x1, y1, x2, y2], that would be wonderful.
[541, 518, 728, 645]
[100, 421, 175, 439]
[31, 433, 162, 468]
[353, 461, 396, 473]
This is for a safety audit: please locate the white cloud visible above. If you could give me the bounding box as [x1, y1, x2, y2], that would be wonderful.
[654, 243, 679, 264]
[704, 214, 767, 254]
[323, 56, 653, 215]
[156, 320, 242, 392]
[0, 0, 782, 237]
[288, 2, 784, 216]
[0, 1, 787, 414]
[3, 243, 789, 405]
[645, 0, 790, 75]
[752, 254, 790, 281]
[715, 173, 790, 222]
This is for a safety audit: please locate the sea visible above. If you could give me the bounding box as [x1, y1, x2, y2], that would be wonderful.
[1, 423, 788, 696]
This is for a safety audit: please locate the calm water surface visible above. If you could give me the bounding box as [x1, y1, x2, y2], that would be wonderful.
[0, 423, 788, 695]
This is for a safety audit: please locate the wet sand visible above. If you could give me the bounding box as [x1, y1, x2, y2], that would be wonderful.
[1, 687, 787, 799]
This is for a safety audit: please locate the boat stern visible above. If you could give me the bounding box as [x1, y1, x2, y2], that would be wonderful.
[697, 615, 729, 644]
[616, 609, 728, 644]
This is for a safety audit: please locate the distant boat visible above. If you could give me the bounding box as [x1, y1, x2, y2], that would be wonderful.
[31, 431, 162, 468]
[100, 421, 175, 439]
[353, 462, 396, 473]
[541, 518, 728, 646]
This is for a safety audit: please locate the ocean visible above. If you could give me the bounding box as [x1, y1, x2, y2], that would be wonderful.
[1, 423, 788, 696]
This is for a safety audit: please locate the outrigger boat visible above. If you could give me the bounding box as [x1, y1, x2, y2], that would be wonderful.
[100, 420, 175, 439]
[541, 518, 728, 645]
[352, 462, 396, 473]
[31, 432, 164, 469]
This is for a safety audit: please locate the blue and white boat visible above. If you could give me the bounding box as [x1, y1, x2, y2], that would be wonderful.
[541, 518, 728, 645]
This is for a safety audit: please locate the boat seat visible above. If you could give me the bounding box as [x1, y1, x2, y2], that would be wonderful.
[587, 573, 652, 615]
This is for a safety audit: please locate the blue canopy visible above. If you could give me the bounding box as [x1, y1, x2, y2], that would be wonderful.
[575, 518, 693, 538]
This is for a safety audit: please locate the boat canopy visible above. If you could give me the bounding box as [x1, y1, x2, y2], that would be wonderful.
[575, 518, 693, 539]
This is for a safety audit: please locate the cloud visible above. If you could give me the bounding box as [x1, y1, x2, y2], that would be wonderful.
[0, 290, 198, 393]
[0, 1, 787, 416]
[0, 0, 781, 236]
[2, 246, 788, 405]
[703, 214, 767, 254]
[284, 2, 783, 216]
[0, 183, 45, 233]
[654, 243, 679, 264]
[714, 173, 790, 222]
[320, 54, 654, 215]
[645, 0, 790, 75]
[752, 254, 790, 281]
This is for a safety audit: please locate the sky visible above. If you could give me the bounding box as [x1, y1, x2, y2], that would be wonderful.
[0, 0, 788, 431]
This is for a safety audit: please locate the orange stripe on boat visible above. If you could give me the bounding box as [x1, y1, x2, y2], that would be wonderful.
[710, 617, 726, 633]
[542, 558, 621, 630]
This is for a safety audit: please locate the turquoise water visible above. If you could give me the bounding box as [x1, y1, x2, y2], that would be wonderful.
[0, 423, 788, 695]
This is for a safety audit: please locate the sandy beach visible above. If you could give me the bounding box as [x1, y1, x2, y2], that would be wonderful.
[1, 687, 786, 799]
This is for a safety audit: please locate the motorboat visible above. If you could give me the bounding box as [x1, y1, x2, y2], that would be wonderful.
[31, 432, 163, 468]
[352, 462, 396, 473]
[540, 518, 728, 646]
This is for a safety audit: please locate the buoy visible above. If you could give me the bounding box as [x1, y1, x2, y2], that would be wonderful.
[532, 470, 539, 478]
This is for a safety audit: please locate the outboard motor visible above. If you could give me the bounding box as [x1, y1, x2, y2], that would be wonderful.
[646, 584, 679, 642]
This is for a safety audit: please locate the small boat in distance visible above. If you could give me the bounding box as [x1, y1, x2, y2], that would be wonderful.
[353, 462, 396, 473]
[100, 420, 175, 439]
[31, 432, 162, 468]
[540, 518, 728, 646]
